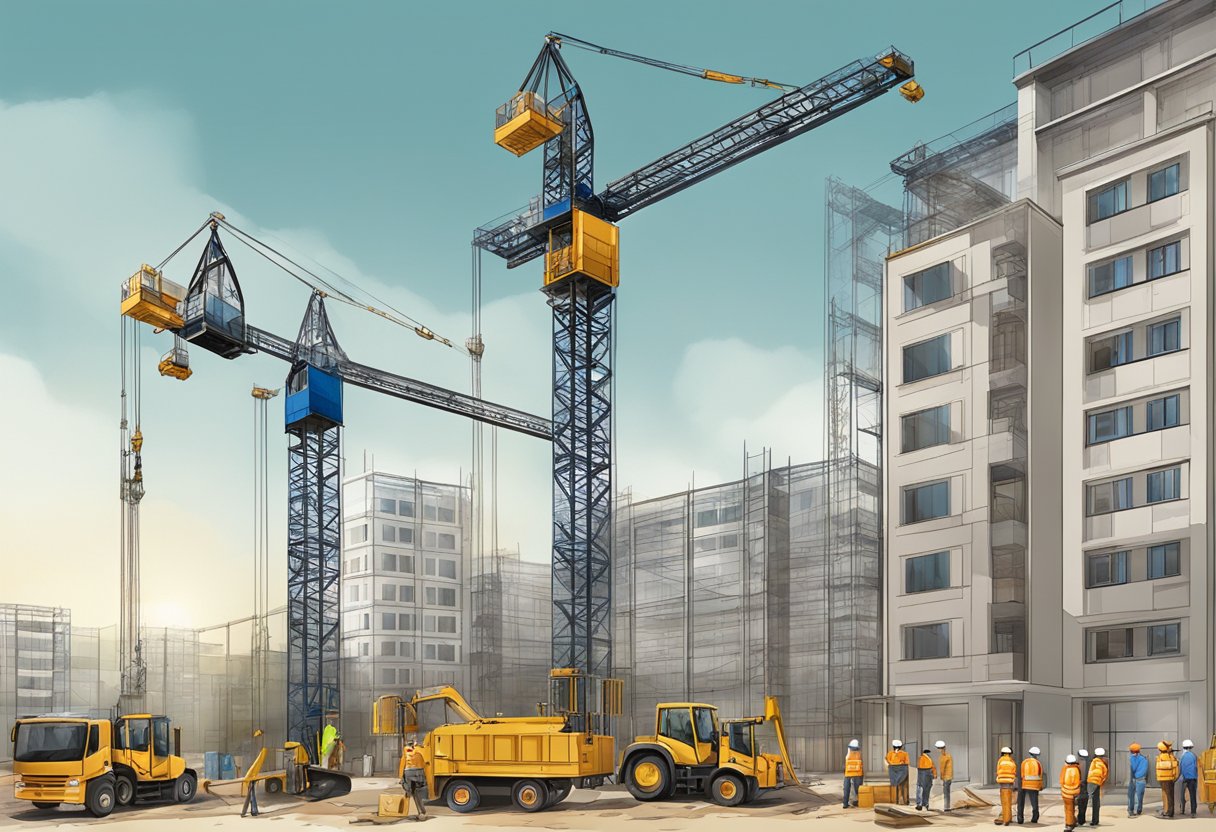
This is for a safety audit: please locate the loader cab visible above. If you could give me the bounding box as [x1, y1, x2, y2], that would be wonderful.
[655, 703, 718, 766]
[112, 714, 182, 782]
[721, 716, 781, 788]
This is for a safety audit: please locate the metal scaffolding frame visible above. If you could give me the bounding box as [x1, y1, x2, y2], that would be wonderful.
[0, 604, 71, 763]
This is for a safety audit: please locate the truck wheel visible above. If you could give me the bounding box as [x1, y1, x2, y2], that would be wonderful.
[115, 774, 136, 806]
[710, 773, 745, 807]
[86, 777, 116, 818]
[512, 778, 550, 812]
[547, 779, 573, 807]
[32, 802, 58, 809]
[174, 772, 197, 803]
[745, 779, 760, 803]
[265, 777, 283, 794]
[626, 753, 671, 801]
[445, 779, 481, 813]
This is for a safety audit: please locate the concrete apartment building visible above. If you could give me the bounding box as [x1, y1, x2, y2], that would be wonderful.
[885, 0, 1216, 784]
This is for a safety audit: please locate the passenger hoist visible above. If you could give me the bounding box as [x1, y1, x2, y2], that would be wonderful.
[477, 34, 922, 698]
[121, 216, 551, 758]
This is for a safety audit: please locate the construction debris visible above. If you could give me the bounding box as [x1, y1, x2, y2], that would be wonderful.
[874, 804, 934, 827]
[951, 788, 995, 809]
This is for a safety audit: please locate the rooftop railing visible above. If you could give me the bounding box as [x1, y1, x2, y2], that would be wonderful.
[1013, 0, 1168, 76]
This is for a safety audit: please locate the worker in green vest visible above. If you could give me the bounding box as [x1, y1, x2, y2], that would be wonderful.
[320, 723, 340, 769]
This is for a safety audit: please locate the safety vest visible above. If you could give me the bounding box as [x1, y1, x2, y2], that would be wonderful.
[886, 750, 909, 767]
[845, 750, 864, 777]
[918, 754, 937, 776]
[1088, 757, 1108, 786]
[320, 724, 339, 758]
[940, 753, 954, 781]
[407, 746, 425, 768]
[1156, 752, 1179, 781]
[1060, 764, 1082, 797]
[1021, 758, 1044, 790]
[996, 754, 1018, 785]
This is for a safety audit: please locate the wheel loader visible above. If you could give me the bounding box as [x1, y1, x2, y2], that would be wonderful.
[10, 713, 197, 817]
[619, 695, 800, 806]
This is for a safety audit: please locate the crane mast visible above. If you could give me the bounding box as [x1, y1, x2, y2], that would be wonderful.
[119, 317, 147, 711]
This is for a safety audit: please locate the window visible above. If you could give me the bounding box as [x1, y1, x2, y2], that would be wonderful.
[1087, 405, 1132, 445]
[719, 533, 739, 548]
[380, 641, 396, 657]
[380, 553, 397, 572]
[87, 724, 99, 756]
[1090, 331, 1133, 372]
[398, 499, 415, 518]
[436, 644, 457, 662]
[381, 584, 395, 602]
[1146, 467, 1181, 503]
[399, 641, 415, 659]
[1086, 550, 1128, 588]
[903, 622, 950, 660]
[901, 404, 951, 453]
[398, 613, 416, 631]
[1148, 542, 1181, 579]
[153, 718, 170, 757]
[903, 334, 951, 383]
[1147, 318, 1181, 356]
[347, 524, 368, 544]
[424, 558, 457, 579]
[1148, 163, 1180, 202]
[397, 526, 414, 545]
[349, 585, 360, 603]
[399, 585, 415, 603]
[378, 498, 397, 515]
[425, 587, 457, 607]
[903, 481, 950, 524]
[906, 551, 950, 593]
[381, 525, 396, 543]
[1146, 395, 1180, 431]
[381, 667, 396, 685]
[1093, 627, 1133, 661]
[399, 555, 415, 574]
[1148, 241, 1181, 279]
[360, 642, 369, 656]
[1148, 623, 1180, 655]
[693, 707, 717, 744]
[1088, 255, 1133, 297]
[1087, 178, 1129, 222]
[1087, 477, 1133, 515]
[363, 613, 369, 630]
[659, 708, 695, 746]
[381, 613, 396, 630]
[694, 537, 717, 553]
[436, 615, 457, 634]
[903, 262, 952, 311]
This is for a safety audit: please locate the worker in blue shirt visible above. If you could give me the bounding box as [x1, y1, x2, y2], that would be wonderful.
[1126, 743, 1148, 817]
[1178, 739, 1199, 818]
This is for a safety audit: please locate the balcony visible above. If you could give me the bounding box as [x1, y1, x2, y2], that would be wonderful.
[1087, 191, 1186, 251]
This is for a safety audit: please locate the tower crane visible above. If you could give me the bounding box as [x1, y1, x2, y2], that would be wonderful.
[476, 34, 922, 699]
[121, 216, 551, 757]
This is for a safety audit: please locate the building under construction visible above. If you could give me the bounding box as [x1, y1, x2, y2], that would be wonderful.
[0, 604, 71, 764]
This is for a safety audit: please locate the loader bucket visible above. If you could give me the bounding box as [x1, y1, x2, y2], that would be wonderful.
[303, 767, 352, 801]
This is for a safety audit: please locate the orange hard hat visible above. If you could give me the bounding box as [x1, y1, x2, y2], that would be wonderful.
[1157, 741, 1169, 752]
[1129, 743, 1141, 752]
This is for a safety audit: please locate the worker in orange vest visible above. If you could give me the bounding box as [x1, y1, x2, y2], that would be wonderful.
[1061, 755, 1083, 831]
[400, 738, 427, 819]
[936, 740, 954, 812]
[1085, 748, 1108, 826]
[1155, 740, 1179, 818]
[1017, 746, 1043, 824]
[915, 745, 937, 810]
[994, 746, 1018, 825]
[843, 739, 864, 809]
[886, 740, 910, 805]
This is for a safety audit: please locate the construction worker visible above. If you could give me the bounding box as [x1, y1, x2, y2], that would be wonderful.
[915, 745, 937, 810]
[1017, 746, 1043, 824]
[995, 745, 1018, 825]
[401, 738, 427, 820]
[936, 740, 953, 812]
[1061, 755, 1083, 832]
[1179, 739, 1198, 818]
[1075, 749, 1091, 824]
[320, 723, 340, 769]
[843, 739, 864, 809]
[1126, 743, 1148, 818]
[1086, 747, 1108, 826]
[1156, 740, 1179, 818]
[886, 740, 910, 805]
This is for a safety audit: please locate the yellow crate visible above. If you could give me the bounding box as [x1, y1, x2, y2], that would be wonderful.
[378, 792, 409, 817]
[495, 92, 563, 157]
[858, 784, 875, 808]
[120, 264, 185, 329]
[545, 210, 619, 289]
[869, 783, 895, 803]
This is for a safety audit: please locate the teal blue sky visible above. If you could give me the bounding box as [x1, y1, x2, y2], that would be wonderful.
[0, 1, 1094, 627]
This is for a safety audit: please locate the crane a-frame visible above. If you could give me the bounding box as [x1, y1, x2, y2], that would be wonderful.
[477, 34, 921, 698]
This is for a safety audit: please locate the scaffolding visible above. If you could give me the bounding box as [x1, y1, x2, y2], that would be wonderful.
[889, 103, 1018, 248]
[0, 604, 71, 763]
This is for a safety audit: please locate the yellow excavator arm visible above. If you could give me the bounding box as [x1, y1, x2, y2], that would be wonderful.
[763, 696, 801, 786]
[372, 686, 483, 737]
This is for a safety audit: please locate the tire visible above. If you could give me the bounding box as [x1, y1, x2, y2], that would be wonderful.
[444, 779, 481, 813]
[710, 773, 746, 807]
[32, 802, 58, 809]
[547, 780, 573, 807]
[174, 772, 197, 804]
[512, 778, 550, 812]
[625, 753, 671, 802]
[86, 777, 116, 818]
[745, 779, 760, 804]
[264, 777, 283, 795]
[115, 774, 136, 807]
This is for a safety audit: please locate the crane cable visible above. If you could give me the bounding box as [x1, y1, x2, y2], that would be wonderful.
[548, 32, 798, 92]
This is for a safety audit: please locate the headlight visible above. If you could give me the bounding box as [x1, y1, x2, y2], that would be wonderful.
[67, 779, 80, 787]
[14, 781, 25, 789]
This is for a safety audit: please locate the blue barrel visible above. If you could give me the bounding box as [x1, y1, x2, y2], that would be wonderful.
[220, 754, 236, 780]
[204, 751, 220, 781]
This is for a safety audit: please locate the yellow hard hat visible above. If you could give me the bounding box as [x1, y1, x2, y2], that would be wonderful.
[1157, 741, 1169, 752]
[1129, 743, 1141, 752]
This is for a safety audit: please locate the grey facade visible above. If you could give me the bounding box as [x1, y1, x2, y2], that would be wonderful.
[0, 604, 71, 763]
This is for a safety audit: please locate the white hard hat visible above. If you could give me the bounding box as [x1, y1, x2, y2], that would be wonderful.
[1029, 746, 1041, 755]
[1001, 746, 1012, 754]
[1094, 748, 1106, 756]
[892, 739, 904, 748]
[1078, 748, 1089, 757]
[1066, 754, 1078, 764]
[935, 740, 946, 749]
[1182, 740, 1194, 749]
[849, 739, 860, 749]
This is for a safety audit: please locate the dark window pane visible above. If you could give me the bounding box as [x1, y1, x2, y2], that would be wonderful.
[1148, 623, 1180, 655]
[903, 481, 950, 524]
[903, 262, 953, 311]
[903, 335, 952, 383]
[1087, 406, 1131, 445]
[1148, 319, 1181, 356]
[1148, 542, 1181, 579]
[904, 622, 950, 660]
[906, 551, 950, 593]
[902, 404, 951, 452]
[1088, 255, 1133, 296]
[1146, 395, 1180, 431]
[1149, 164, 1180, 202]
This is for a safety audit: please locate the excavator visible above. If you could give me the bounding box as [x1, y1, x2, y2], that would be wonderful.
[199, 729, 352, 803]
[619, 696, 800, 806]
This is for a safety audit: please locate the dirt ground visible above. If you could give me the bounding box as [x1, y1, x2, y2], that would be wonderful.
[0, 771, 1211, 832]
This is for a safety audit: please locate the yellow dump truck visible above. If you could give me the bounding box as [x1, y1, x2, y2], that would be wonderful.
[373, 668, 622, 813]
[11, 713, 197, 817]
[619, 695, 799, 806]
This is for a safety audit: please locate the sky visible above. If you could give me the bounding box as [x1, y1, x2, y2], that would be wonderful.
[0, 0, 1094, 629]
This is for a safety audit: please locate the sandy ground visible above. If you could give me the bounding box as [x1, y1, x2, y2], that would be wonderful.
[0, 772, 1211, 832]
